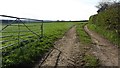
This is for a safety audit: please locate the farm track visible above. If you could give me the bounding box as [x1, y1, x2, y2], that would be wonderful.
[84, 25, 118, 66]
[35, 26, 84, 68]
[35, 24, 119, 68]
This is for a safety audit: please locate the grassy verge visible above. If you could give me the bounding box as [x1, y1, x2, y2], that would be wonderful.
[87, 24, 120, 46]
[83, 54, 98, 66]
[76, 23, 99, 66]
[76, 23, 91, 45]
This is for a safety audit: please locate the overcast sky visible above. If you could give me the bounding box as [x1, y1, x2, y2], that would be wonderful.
[0, 0, 100, 20]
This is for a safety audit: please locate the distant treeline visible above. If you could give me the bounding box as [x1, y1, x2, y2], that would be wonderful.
[0, 20, 43, 24]
[53, 20, 88, 22]
[1, 20, 19, 24]
[0, 19, 88, 24]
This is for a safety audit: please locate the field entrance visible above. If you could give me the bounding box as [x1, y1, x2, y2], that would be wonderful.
[0, 15, 74, 67]
[0, 15, 118, 68]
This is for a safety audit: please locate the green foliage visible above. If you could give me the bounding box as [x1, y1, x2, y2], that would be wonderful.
[89, 15, 98, 24]
[88, 24, 120, 46]
[88, 5, 120, 46]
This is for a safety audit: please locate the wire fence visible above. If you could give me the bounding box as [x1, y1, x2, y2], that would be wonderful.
[0, 15, 44, 56]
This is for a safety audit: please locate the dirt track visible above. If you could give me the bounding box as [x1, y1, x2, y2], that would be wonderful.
[84, 25, 118, 66]
[35, 25, 118, 68]
[38, 26, 83, 67]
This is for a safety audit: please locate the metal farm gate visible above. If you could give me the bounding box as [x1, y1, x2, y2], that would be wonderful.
[0, 15, 43, 57]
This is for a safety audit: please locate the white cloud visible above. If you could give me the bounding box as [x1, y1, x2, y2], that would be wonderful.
[0, 0, 99, 20]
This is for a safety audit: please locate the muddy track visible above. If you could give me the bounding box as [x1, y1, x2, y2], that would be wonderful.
[35, 26, 84, 68]
[84, 25, 118, 66]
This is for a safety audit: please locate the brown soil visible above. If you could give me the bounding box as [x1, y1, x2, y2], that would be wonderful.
[34, 25, 118, 68]
[35, 26, 85, 68]
[84, 25, 118, 66]
[39, 26, 80, 66]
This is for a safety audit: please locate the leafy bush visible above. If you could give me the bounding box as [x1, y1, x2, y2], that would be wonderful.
[88, 4, 120, 46]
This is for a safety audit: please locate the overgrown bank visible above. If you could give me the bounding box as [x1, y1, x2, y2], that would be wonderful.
[88, 3, 120, 46]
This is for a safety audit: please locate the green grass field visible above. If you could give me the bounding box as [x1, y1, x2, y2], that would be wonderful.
[1, 22, 74, 67]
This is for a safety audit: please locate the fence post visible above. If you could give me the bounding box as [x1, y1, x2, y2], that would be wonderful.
[41, 21, 43, 37]
[17, 18, 20, 46]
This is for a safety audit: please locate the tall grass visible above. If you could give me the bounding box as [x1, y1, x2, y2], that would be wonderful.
[87, 24, 120, 46]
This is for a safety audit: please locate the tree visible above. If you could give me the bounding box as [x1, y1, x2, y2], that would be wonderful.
[96, 0, 119, 13]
